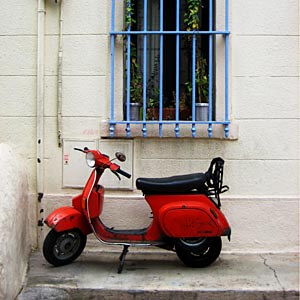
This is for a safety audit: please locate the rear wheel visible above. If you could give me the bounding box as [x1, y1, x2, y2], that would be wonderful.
[175, 237, 222, 268]
[43, 229, 86, 267]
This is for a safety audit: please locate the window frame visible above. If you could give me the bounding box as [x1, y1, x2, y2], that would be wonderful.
[109, 0, 230, 138]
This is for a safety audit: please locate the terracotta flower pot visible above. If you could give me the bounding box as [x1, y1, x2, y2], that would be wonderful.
[147, 107, 190, 121]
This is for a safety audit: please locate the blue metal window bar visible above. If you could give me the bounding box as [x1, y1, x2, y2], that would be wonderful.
[110, 0, 230, 138]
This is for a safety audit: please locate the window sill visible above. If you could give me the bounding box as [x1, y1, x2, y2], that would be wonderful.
[100, 121, 239, 140]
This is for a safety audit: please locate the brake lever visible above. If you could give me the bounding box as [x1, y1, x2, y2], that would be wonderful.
[112, 170, 121, 181]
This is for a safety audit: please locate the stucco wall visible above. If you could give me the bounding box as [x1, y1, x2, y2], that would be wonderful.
[0, 144, 34, 300]
[0, 0, 299, 253]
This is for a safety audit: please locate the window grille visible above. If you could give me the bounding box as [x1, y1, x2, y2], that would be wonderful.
[109, 0, 230, 138]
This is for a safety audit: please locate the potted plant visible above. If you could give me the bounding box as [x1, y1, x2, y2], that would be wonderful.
[124, 0, 142, 121]
[185, 57, 209, 121]
[147, 90, 191, 121]
[128, 48, 143, 120]
[146, 55, 167, 121]
[147, 89, 177, 121]
[184, 0, 209, 121]
[147, 88, 159, 120]
[178, 91, 191, 120]
[195, 57, 209, 121]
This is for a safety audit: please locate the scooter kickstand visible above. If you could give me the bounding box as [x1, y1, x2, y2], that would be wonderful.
[117, 245, 130, 274]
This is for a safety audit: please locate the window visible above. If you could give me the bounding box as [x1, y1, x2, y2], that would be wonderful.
[109, 0, 230, 138]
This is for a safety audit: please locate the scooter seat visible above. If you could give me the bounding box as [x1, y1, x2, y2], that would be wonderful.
[136, 173, 208, 194]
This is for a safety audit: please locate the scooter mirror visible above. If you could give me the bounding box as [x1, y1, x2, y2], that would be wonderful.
[115, 152, 126, 162]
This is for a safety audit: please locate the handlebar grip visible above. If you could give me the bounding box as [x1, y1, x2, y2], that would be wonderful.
[116, 168, 131, 179]
[74, 147, 85, 153]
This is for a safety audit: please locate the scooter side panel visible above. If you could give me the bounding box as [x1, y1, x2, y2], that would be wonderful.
[73, 190, 104, 219]
[87, 188, 104, 219]
[72, 194, 83, 212]
[45, 206, 92, 235]
[158, 200, 230, 238]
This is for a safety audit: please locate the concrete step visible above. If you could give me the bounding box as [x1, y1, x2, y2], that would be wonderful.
[18, 249, 299, 300]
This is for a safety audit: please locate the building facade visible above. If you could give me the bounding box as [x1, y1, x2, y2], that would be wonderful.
[0, 0, 299, 254]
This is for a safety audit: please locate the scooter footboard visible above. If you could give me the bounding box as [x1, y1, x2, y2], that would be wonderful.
[159, 199, 230, 238]
[45, 206, 92, 235]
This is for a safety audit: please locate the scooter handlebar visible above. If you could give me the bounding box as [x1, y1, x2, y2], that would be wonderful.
[73, 147, 89, 153]
[116, 168, 131, 179]
[73, 147, 85, 153]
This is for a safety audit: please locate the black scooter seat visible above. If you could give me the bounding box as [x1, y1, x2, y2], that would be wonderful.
[136, 173, 208, 194]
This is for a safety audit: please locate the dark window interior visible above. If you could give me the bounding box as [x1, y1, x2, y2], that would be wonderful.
[125, 0, 215, 120]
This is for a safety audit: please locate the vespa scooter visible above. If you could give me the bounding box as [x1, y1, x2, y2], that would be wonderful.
[43, 147, 231, 273]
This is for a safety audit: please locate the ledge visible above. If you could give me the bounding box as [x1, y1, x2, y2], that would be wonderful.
[100, 121, 239, 140]
[42, 193, 299, 203]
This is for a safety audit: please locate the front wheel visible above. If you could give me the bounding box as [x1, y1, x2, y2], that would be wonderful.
[175, 237, 222, 268]
[43, 229, 86, 267]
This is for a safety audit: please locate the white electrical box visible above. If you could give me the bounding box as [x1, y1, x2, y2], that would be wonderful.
[63, 140, 98, 188]
[98, 139, 133, 189]
[62, 139, 133, 189]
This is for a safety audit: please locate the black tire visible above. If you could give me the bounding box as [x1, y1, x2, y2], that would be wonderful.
[175, 237, 222, 268]
[43, 229, 86, 267]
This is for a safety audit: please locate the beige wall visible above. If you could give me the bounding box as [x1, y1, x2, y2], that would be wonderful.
[0, 0, 299, 252]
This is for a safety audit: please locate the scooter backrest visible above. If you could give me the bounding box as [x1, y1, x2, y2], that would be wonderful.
[206, 157, 224, 191]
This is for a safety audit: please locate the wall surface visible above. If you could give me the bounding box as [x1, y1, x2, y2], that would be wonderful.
[0, 144, 34, 300]
[0, 0, 299, 254]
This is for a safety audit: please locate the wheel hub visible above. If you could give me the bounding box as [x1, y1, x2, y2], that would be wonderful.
[54, 232, 81, 260]
[58, 237, 74, 252]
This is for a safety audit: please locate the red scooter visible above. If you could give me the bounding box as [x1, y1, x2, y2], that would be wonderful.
[43, 147, 231, 273]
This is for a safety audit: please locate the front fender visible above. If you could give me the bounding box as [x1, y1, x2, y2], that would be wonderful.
[45, 206, 92, 235]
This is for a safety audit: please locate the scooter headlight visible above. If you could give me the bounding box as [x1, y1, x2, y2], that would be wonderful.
[86, 152, 95, 168]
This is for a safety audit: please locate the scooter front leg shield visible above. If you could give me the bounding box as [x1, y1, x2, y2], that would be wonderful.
[45, 206, 92, 235]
